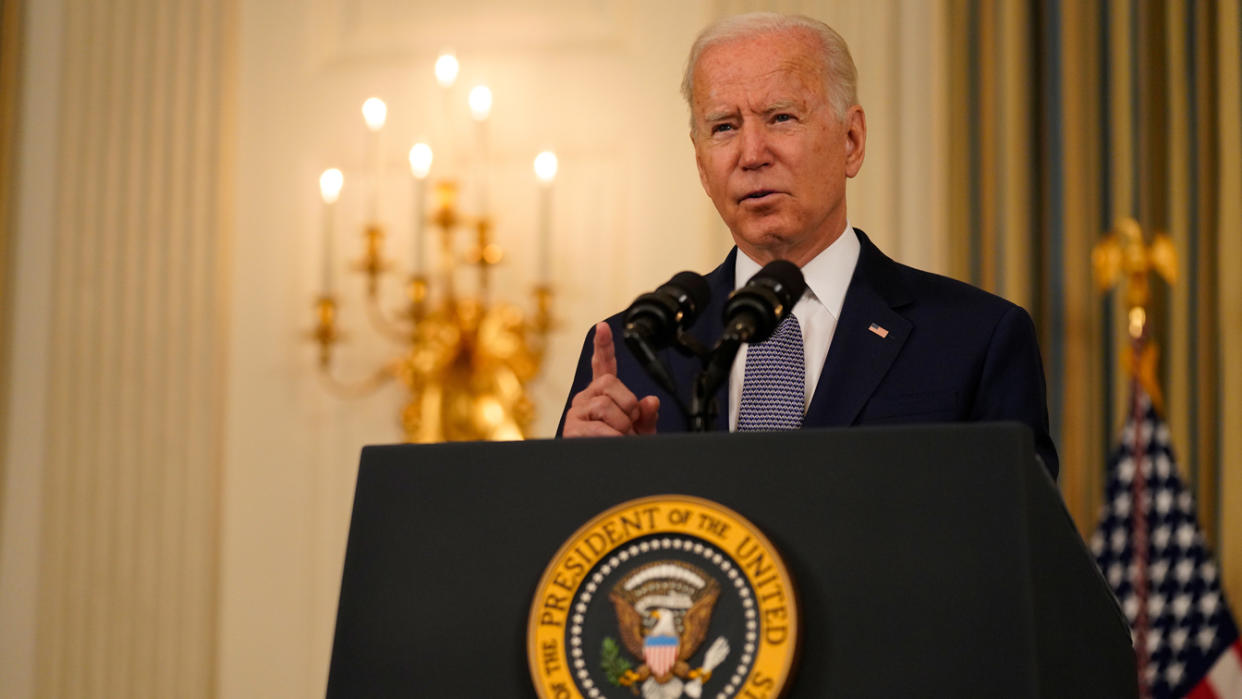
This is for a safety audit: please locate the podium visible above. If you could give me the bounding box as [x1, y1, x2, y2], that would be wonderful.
[327, 423, 1136, 698]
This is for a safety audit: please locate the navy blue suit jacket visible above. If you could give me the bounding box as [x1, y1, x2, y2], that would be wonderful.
[557, 229, 1059, 479]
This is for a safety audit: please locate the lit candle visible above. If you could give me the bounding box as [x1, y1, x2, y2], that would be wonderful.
[434, 52, 458, 170]
[408, 143, 433, 275]
[469, 84, 492, 213]
[318, 168, 344, 294]
[533, 151, 558, 283]
[361, 97, 387, 223]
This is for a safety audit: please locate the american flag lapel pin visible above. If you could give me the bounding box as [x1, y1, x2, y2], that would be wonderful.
[868, 323, 889, 338]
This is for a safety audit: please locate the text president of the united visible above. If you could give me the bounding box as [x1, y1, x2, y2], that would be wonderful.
[556, 12, 1058, 478]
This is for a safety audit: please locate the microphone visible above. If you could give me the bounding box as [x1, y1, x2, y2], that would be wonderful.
[688, 260, 805, 431]
[622, 271, 710, 416]
[721, 260, 806, 343]
[622, 271, 711, 349]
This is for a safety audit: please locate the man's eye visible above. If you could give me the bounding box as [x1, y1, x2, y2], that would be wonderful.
[773, 113, 794, 123]
[711, 123, 734, 134]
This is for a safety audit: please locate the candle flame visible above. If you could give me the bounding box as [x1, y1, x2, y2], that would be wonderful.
[361, 97, 388, 132]
[434, 53, 459, 88]
[409, 143, 433, 179]
[468, 85, 493, 122]
[319, 168, 344, 204]
[533, 151, 558, 183]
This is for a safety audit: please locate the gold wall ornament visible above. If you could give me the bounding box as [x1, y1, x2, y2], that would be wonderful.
[1092, 216, 1177, 316]
[1092, 216, 1178, 410]
[309, 78, 559, 443]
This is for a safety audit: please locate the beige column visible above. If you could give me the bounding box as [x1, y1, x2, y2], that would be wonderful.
[0, 0, 234, 697]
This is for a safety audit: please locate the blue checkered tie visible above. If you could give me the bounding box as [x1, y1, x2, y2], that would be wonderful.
[737, 314, 805, 431]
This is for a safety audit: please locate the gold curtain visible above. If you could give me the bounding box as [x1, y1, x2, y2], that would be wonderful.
[948, 0, 1242, 611]
[0, 0, 21, 523]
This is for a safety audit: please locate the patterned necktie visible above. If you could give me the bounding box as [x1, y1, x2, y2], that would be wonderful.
[737, 314, 805, 431]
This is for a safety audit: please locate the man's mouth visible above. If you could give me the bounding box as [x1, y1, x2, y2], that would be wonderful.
[739, 190, 779, 203]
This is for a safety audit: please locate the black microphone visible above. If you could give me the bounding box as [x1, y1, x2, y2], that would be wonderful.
[688, 260, 805, 431]
[721, 260, 806, 343]
[622, 271, 711, 349]
[621, 271, 709, 417]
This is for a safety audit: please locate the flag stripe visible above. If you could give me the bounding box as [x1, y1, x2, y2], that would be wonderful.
[1206, 640, 1242, 697]
[1186, 679, 1216, 699]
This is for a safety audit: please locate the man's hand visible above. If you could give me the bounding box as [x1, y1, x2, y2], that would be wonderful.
[562, 322, 660, 437]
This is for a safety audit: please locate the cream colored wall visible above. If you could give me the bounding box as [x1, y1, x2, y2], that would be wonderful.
[1, 1, 950, 697]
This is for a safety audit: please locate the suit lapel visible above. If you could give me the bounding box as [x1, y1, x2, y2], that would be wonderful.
[804, 231, 913, 427]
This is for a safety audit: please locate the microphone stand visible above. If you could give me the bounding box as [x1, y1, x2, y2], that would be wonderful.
[625, 325, 733, 432]
[624, 322, 747, 433]
[689, 337, 739, 432]
[622, 330, 691, 419]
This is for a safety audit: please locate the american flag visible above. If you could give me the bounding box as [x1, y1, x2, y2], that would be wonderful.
[1090, 388, 1242, 698]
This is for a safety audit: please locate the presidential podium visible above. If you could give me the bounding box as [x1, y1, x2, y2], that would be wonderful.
[326, 423, 1137, 698]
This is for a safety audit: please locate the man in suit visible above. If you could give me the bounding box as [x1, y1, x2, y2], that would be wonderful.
[558, 13, 1058, 478]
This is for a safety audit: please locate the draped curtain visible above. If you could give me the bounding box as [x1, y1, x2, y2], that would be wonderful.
[0, 0, 21, 517]
[947, 0, 1242, 609]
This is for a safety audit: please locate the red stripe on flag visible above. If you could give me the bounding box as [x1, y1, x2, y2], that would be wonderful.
[1207, 640, 1242, 697]
[1189, 639, 1242, 699]
[1187, 679, 1218, 699]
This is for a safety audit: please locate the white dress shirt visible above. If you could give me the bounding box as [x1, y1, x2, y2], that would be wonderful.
[728, 226, 861, 431]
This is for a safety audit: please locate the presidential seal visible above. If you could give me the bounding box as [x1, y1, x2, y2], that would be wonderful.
[528, 495, 798, 699]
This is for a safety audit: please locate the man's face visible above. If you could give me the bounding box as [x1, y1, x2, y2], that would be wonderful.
[690, 30, 866, 266]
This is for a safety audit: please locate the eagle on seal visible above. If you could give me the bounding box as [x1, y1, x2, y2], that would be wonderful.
[608, 560, 727, 696]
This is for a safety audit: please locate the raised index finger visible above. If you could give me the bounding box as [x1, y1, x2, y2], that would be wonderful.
[591, 321, 617, 381]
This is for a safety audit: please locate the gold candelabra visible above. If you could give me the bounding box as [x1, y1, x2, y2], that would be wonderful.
[310, 60, 557, 443]
[311, 179, 554, 442]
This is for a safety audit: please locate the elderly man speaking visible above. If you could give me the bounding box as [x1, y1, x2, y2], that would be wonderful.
[557, 12, 1058, 478]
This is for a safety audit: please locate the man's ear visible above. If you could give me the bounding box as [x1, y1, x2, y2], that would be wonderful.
[844, 105, 867, 178]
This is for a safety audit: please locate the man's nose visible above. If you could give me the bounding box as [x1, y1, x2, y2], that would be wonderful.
[738, 123, 771, 170]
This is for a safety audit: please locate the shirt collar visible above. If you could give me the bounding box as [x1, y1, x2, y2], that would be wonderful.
[732, 224, 860, 320]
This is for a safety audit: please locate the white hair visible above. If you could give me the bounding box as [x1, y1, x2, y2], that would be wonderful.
[680, 12, 859, 126]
